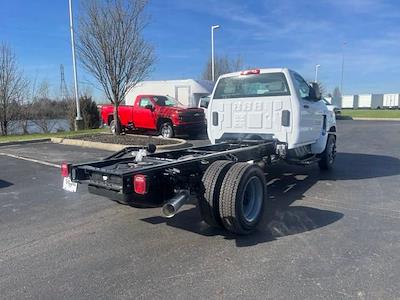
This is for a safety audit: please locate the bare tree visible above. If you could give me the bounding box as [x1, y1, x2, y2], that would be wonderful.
[0, 43, 27, 135]
[315, 81, 327, 97]
[77, 0, 155, 134]
[18, 102, 31, 134]
[202, 55, 243, 81]
[30, 80, 58, 133]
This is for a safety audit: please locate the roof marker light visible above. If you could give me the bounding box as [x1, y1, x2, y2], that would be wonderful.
[240, 69, 260, 75]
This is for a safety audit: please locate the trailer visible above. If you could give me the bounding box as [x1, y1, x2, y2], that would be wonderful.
[358, 94, 372, 108]
[371, 94, 384, 109]
[342, 95, 356, 108]
[383, 94, 400, 108]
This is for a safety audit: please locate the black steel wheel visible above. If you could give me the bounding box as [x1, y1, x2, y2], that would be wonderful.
[198, 160, 234, 228]
[318, 134, 336, 170]
[219, 163, 267, 235]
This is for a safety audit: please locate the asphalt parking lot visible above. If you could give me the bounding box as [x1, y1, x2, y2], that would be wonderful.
[1, 120, 400, 299]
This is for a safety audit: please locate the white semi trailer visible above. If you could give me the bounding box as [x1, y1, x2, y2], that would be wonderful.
[383, 94, 400, 108]
[342, 95, 357, 108]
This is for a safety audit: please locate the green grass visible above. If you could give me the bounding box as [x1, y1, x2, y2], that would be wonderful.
[341, 109, 400, 119]
[0, 128, 107, 144]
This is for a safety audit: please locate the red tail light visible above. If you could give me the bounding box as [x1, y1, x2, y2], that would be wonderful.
[240, 69, 260, 75]
[61, 162, 70, 177]
[134, 174, 147, 195]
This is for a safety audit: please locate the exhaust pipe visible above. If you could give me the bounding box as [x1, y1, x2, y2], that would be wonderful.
[162, 190, 190, 218]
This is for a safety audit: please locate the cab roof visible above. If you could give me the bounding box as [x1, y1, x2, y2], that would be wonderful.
[218, 68, 292, 79]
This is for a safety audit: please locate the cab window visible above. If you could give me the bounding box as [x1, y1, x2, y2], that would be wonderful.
[293, 73, 310, 99]
[139, 97, 152, 107]
[213, 72, 290, 99]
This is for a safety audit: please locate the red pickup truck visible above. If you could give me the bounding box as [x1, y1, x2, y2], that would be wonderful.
[99, 95, 206, 138]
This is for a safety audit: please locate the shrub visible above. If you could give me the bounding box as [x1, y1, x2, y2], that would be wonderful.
[67, 95, 100, 130]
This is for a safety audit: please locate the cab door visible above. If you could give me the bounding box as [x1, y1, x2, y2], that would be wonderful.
[292, 72, 323, 144]
[133, 96, 157, 130]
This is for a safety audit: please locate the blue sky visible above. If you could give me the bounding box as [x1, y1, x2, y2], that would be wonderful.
[1, 0, 400, 99]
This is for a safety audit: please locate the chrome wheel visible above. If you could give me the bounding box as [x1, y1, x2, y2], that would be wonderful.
[241, 176, 263, 223]
[161, 123, 173, 138]
[110, 120, 116, 134]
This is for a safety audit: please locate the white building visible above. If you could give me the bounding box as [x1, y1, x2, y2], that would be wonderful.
[125, 79, 214, 107]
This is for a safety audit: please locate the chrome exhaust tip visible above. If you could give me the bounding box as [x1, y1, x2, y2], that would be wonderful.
[162, 190, 190, 218]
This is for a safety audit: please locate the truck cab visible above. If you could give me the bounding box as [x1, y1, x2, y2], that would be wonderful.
[207, 68, 336, 156]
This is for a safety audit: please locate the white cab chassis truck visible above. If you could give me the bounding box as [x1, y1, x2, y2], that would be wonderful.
[208, 68, 336, 164]
[64, 68, 337, 235]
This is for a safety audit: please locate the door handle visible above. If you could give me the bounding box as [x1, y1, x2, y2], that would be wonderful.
[303, 104, 309, 109]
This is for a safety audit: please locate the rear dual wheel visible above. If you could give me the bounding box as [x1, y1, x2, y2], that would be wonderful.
[200, 161, 267, 235]
[199, 160, 234, 227]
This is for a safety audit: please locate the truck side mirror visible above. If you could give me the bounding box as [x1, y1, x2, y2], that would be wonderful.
[309, 82, 322, 100]
[200, 100, 209, 108]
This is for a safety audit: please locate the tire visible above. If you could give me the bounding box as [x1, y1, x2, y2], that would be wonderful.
[109, 120, 116, 134]
[318, 134, 336, 170]
[160, 122, 174, 138]
[219, 163, 267, 235]
[198, 160, 234, 228]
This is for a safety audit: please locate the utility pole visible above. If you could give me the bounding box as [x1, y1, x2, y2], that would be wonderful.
[68, 0, 83, 130]
[211, 25, 220, 82]
[340, 41, 346, 95]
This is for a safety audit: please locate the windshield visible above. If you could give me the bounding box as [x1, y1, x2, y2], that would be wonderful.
[213, 72, 290, 99]
[153, 95, 182, 107]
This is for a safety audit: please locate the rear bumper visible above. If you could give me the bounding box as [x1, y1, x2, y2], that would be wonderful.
[173, 123, 206, 135]
[88, 184, 162, 207]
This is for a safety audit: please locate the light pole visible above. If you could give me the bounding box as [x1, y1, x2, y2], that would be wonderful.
[211, 25, 220, 82]
[68, 0, 83, 130]
[314, 64, 320, 82]
[340, 41, 346, 95]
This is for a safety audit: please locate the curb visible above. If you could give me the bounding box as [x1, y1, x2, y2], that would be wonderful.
[51, 134, 188, 152]
[352, 117, 400, 121]
[0, 138, 51, 147]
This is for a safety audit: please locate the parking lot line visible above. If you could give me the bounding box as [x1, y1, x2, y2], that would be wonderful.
[0, 152, 60, 168]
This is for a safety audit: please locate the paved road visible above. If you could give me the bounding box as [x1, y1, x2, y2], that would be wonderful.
[1, 120, 400, 299]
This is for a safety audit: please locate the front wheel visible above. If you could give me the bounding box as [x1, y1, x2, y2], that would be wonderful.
[318, 134, 336, 170]
[109, 120, 116, 134]
[160, 122, 174, 138]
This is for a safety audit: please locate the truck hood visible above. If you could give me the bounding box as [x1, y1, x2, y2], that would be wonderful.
[173, 106, 204, 113]
[158, 106, 205, 123]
